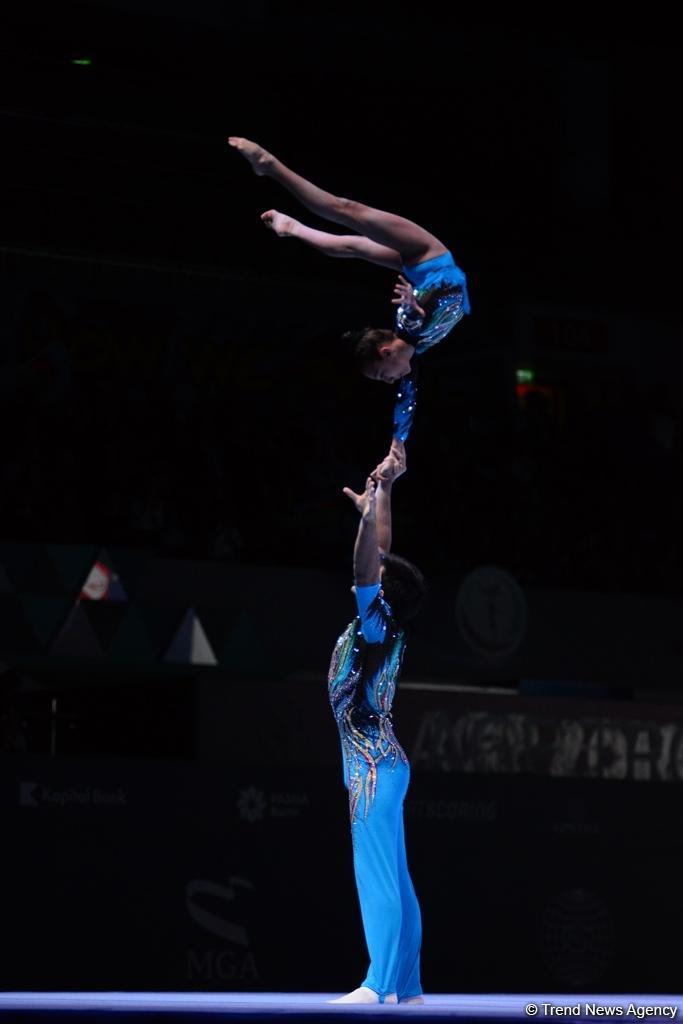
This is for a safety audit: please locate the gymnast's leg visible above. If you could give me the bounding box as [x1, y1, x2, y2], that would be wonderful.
[228, 137, 447, 266]
[330, 760, 411, 1003]
[395, 810, 424, 1003]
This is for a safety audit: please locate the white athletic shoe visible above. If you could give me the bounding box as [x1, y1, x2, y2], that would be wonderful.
[328, 987, 398, 1004]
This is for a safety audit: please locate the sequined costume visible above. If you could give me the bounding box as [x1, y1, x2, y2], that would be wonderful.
[391, 250, 469, 442]
[327, 584, 422, 1003]
[393, 373, 418, 443]
[395, 249, 471, 355]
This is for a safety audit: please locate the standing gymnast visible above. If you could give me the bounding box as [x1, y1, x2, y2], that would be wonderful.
[228, 138, 470, 424]
[327, 438, 425, 1004]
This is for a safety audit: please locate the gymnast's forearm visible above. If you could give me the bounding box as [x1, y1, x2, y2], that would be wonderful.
[353, 515, 381, 587]
[375, 480, 393, 555]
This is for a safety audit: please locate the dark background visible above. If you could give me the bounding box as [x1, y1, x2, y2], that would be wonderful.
[1, 0, 682, 997]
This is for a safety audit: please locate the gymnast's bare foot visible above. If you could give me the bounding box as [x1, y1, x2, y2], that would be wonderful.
[261, 209, 297, 237]
[227, 137, 273, 176]
[328, 987, 397, 1004]
[400, 995, 425, 1004]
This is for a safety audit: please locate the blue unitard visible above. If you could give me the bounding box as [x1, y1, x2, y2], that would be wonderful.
[396, 250, 470, 355]
[327, 584, 422, 1003]
[392, 249, 471, 443]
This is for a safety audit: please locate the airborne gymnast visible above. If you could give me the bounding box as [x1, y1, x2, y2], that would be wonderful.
[228, 137, 470, 441]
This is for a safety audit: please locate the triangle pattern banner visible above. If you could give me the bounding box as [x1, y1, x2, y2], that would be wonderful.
[19, 594, 72, 652]
[81, 602, 130, 651]
[51, 604, 106, 659]
[136, 604, 188, 658]
[105, 546, 151, 600]
[0, 542, 41, 593]
[80, 549, 128, 602]
[30, 549, 71, 597]
[191, 603, 244, 660]
[0, 596, 36, 654]
[46, 544, 97, 595]
[108, 606, 157, 663]
[164, 608, 218, 666]
[0, 543, 67, 596]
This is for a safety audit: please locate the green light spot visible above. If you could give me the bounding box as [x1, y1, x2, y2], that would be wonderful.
[516, 368, 535, 385]
[71, 58, 92, 66]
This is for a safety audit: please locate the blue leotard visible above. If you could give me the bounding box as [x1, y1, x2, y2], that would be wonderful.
[395, 250, 470, 355]
[391, 251, 470, 442]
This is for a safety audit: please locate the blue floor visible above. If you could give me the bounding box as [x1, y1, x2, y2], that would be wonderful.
[1, 993, 682, 1023]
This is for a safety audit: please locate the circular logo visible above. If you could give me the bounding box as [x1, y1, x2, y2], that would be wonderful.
[456, 566, 527, 656]
[237, 786, 267, 823]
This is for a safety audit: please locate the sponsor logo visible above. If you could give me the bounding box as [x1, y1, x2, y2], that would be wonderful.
[237, 786, 267, 823]
[19, 782, 127, 807]
[456, 566, 527, 656]
[406, 797, 496, 822]
[185, 948, 258, 981]
[185, 877, 258, 981]
[412, 710, 683, 782]
[19, 782, 40, 807]
[237, 785, 309, 823]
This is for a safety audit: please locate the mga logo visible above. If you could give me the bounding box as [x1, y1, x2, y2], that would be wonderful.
[185, 877, 258, 981]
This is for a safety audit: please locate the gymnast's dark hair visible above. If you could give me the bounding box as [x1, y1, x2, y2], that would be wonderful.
[381, 553, 427, 625]
[343, 327, 394, 371]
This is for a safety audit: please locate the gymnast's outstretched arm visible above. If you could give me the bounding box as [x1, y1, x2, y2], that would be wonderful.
[343, 476, 381, 587]
[372, 439, 406, 555]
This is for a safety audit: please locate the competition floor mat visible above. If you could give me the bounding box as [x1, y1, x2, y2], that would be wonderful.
[1, 992, 681, 1023]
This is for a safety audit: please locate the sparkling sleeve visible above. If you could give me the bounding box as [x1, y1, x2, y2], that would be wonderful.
[392, 372, 418, 443]
[394, 299, 425, 341]
[354, 584, 388, 645]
